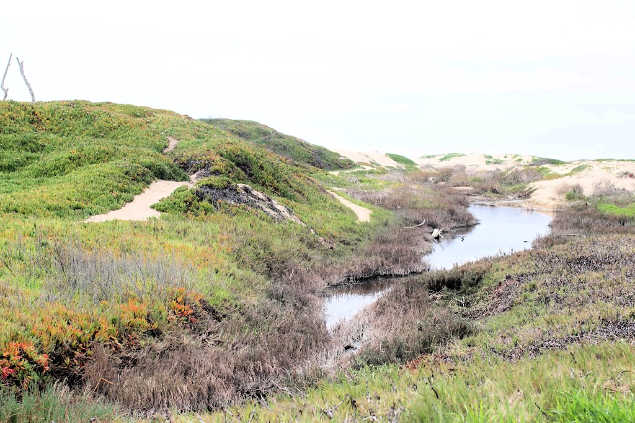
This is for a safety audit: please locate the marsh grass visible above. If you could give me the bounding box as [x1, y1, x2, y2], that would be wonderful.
[0, 383, 119, 423]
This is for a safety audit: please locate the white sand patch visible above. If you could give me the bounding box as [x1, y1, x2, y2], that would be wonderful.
[328, 191, 371, 222]
[334, 150, 404, 168]
[414, 153, 635, 209]
[86, 180, 191, 222]
[527, 161, 635, 209]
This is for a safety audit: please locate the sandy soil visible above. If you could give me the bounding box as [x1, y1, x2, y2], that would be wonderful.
[527, 161, 635, 209]
[87, 136, 195, 223]
[334, 150, 404, 168]
[163, 136, 179, 153]
[328, 191, 371, 222]
[418, 153, 635, 209]
[85, 181, 191, 222]
[416, 153, 535, 171]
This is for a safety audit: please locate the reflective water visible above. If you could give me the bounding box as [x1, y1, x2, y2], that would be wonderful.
[323, 205, 552, 329]
[425, 205, 552, 270]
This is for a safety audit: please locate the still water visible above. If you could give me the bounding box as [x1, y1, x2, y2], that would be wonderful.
[324, 205, 552, 329]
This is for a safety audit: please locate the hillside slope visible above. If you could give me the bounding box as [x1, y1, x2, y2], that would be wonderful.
[0, 101, 389, 415]
[204, 118, 354, 170]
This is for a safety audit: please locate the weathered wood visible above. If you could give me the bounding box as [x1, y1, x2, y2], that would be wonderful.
[15, 56, 35, 102]
[1, 53, 11, 100]
[402, 219, 426, 229]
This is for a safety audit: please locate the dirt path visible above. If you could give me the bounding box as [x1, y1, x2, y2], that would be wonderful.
[86, 181, 190, 222]
[86, 137, 196, 223]
[328, 191, 371, 222]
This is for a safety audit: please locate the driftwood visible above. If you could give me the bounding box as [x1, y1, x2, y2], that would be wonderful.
[402, 219, 426, 229]
[15, 57, 35, 102]
[1, 53, 11, 100]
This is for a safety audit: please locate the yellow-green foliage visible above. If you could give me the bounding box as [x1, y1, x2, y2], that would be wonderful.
[598, 202, 635, 218]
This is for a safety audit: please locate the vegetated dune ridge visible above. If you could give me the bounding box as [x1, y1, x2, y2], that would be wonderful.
[334, 149, 405, 168]
[204, 119, 355, 171]
[528, 160, 635, 209]
[416, 153, 635, 209]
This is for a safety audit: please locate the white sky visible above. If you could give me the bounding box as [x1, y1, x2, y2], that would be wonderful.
[3, 1, 635, 160]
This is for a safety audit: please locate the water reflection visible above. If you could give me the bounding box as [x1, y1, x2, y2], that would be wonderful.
[425, 205, 552, 270]
[323, 205, 552, 329]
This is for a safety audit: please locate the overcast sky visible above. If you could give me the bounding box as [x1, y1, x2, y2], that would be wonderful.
[3, 1, 635, 160]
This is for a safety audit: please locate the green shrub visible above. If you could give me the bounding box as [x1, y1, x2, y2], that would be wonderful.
[205, 119, 354, 170]
[386, 153, 416, 167]
[439, 153, 465, 161]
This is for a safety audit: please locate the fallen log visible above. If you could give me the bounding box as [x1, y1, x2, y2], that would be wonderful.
[402, 220, 426, 229]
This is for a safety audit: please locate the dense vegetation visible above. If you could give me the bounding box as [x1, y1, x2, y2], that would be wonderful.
[209, 189, 634, 422]
[204, 119, 354, 170]
[0, 101, 391, 417]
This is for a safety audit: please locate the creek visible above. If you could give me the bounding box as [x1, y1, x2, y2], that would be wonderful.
[324, 205, 552, 329]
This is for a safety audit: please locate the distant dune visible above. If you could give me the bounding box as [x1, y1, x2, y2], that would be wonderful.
[340, 151, 635, 210]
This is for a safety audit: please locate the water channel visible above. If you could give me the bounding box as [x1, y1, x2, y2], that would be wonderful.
[324, 204, 552, 329]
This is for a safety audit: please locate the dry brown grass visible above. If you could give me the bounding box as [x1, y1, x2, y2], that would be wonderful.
[354, 274, 473, 366]
[84, 280, 328, 413]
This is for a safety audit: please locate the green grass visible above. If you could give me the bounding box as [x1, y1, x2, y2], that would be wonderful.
[439, 153, 465, 162]
[0, 384, 119, 422]
[201, 342, 633, 422]
[485, 158, 503, 165]
[386, 153, 416, 167]
[0, 101, 188, 218]
[597, 202, 635, 218]
[530, 156, 565, 166]
[204, 119, 353, 170]
[569, 164, 590, 174]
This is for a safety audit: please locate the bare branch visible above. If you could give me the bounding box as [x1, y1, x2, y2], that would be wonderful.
[15, 56, 35, 102]
[1, 53, 11, 101]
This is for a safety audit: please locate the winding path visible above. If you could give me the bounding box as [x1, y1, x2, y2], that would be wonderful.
[85, 181, 190, 222]
[328, 191, 371, 222]
[86, 137, 193, 223]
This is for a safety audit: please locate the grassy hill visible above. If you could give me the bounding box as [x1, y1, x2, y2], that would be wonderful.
[204, 119, 354, 170]
[0, 101, 389, 417]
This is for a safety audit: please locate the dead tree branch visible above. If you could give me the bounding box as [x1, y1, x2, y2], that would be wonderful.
[402, 220, 426, 229]
[15, 56, 35, 102]
[1, 53, 11, 100]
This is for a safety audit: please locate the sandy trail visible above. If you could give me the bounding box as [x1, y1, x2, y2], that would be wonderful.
[86, 181, 191, 222]
[328, 191, 371, 222]
[163, 136, 179, 153]
[87, 137, 198, 223]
